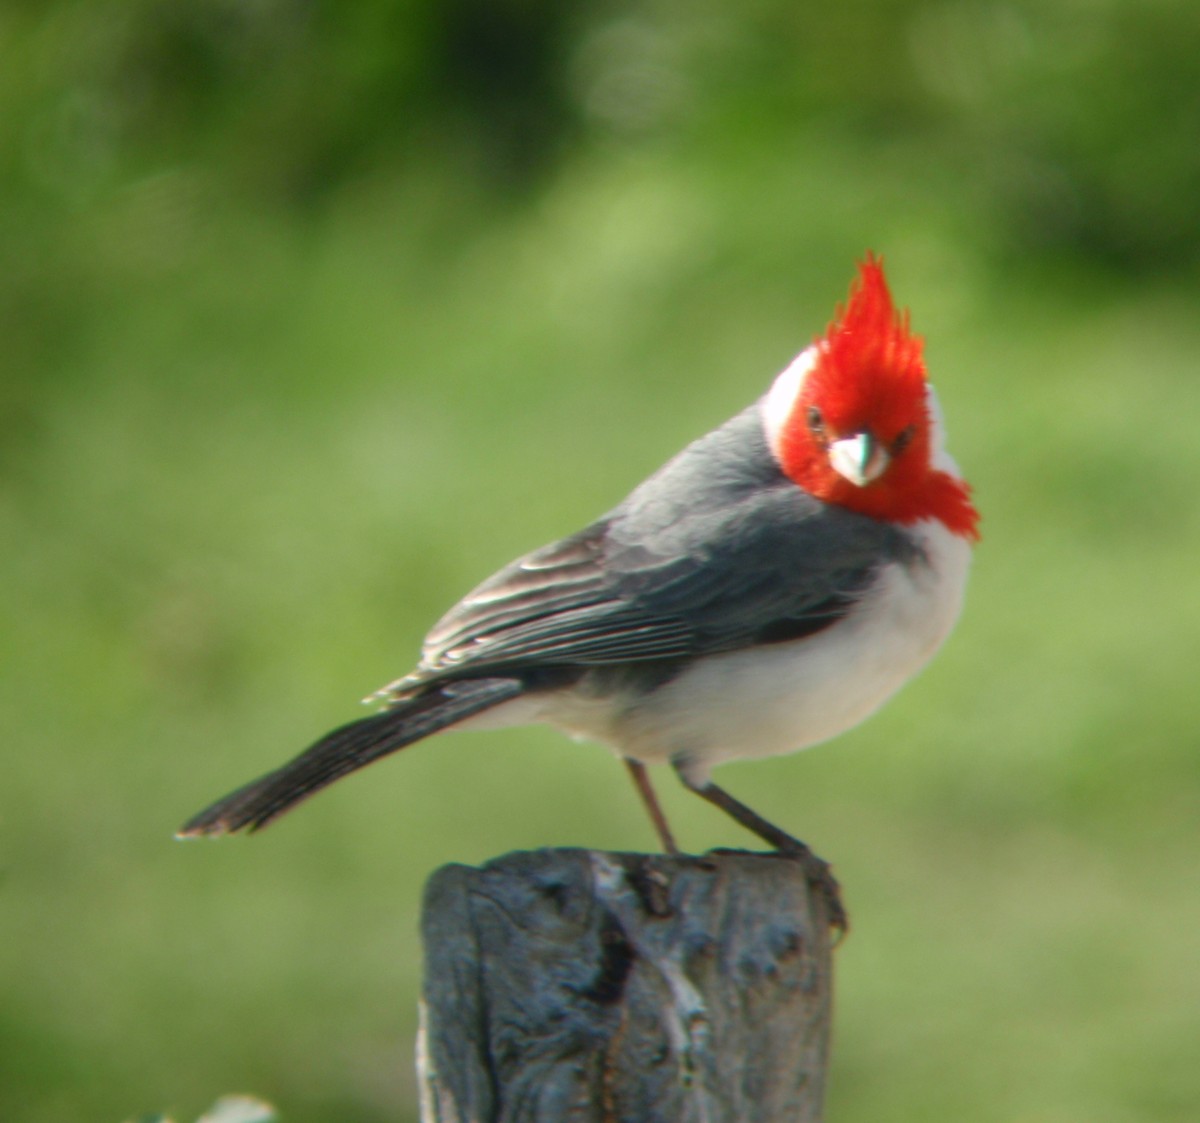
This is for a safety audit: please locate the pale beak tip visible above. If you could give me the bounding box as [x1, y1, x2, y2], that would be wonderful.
[829, 433, 888, 487]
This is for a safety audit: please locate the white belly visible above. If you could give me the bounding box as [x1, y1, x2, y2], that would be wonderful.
[538, 518, 972, 783]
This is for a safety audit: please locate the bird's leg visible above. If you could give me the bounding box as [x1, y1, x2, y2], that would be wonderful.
[623, 758, 679, 854]
[673, 765, 847, 934]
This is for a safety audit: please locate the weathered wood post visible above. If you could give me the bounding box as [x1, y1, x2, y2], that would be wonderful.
[417, 848, 835, 1122]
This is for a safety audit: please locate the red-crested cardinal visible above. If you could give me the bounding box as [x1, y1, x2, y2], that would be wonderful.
[179, 257, 979, 928]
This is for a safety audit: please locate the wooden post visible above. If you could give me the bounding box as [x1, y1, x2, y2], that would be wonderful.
[417, 848, 834, 1122]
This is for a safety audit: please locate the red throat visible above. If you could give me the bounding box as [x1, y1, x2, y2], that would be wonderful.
[774, 257, 980, 541]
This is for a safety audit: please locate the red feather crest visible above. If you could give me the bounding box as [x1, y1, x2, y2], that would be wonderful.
[772, 255, 979, 540]
[811, 254, 927, 435]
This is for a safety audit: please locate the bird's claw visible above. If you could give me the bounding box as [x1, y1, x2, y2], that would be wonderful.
[773, 839, 848, 938]
[707, 839, 848, 936]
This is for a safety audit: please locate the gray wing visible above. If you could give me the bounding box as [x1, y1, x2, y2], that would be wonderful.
[415, 488, 910, 678]
[407, 407, 920, 684]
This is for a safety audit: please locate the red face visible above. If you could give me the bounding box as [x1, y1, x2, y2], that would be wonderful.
[773, 259, 979, 539]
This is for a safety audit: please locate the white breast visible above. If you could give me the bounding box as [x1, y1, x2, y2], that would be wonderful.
[450, 517, 970, 780]
[582, 516, 972, 783]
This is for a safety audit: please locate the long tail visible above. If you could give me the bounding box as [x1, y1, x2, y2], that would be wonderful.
[177, 676, 524, 838]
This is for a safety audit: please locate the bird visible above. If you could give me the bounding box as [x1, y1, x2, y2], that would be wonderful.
[178, 256, 979, 930]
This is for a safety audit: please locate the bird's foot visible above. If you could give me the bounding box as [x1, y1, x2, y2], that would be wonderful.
[678, 775, 849, 936]
[708, 837, 847, 937]
[772, 837, 848, 939]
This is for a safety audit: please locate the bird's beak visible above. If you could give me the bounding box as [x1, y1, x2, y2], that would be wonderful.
[829, 432, 888, 488]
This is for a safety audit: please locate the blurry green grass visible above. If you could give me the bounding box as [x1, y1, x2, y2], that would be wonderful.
[2, 152, 1199, 1123]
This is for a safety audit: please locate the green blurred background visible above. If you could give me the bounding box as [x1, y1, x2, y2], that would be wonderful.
[2, 1, 1198, 1120]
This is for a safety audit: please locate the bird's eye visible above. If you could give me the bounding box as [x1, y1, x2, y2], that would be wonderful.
[892, 425, 917, 456]
[806, 405, 825, 436]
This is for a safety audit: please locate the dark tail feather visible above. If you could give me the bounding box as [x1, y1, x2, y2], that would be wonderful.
[177, 677, 524, 838]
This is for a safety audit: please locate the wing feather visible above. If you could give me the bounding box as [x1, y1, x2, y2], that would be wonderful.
[381, 407, 921, 697]
[404, 491, 912, 687]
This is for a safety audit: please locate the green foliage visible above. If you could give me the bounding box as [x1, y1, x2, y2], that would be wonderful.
[2, 3, 1198, 1123]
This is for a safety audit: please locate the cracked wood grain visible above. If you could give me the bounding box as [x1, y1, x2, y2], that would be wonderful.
[417, 848, 834, 1122]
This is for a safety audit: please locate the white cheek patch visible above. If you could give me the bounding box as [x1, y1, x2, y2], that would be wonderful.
[761, 344, 820, 461]
[924, 382, 961, 475]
